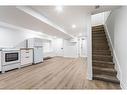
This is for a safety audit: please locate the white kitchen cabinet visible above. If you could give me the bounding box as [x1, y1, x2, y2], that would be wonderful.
[20, 49, 33, 67]
[27, 38, 43, 48]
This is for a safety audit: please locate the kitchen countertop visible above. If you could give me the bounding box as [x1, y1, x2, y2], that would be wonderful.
[20, 48, 33, 50]
[2, 48, 20, 51]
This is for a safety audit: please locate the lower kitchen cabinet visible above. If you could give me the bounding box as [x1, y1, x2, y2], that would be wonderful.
[20, 48, 33, 67]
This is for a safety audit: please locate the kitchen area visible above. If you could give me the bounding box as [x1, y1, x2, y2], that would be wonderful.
[0, 6, 88, 75]
[0, 38, 44, 73]
[0, 36, 83, 74]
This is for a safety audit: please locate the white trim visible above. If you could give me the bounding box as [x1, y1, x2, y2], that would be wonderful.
[87, 14, 92, 80]
[63, 56, 78, 58]
[104, 24, 127, 89]
[120, 80, 127, 89]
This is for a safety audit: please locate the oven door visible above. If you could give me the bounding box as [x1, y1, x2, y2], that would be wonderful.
[2, 51, 20, 66]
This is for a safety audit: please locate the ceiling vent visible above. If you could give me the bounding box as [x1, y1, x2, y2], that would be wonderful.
[95, 5, 100, 9]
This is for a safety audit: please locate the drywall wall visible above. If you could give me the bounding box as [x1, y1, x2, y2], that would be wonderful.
[0, 26, 57, 58]
[0, 26, 44, 48]
[105, 6, 127, 89]
[92, 12, 105, 26]
[63, 39, 78, 58]
[86, 13, 92, 80]
[92, 11, 111, 26]
[0, 26, 79, 58]
[43, 38, 79, 58]
[49, 38, 79, 58]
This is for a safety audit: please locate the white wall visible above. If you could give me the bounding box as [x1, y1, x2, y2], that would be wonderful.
[92, 11, 111, 26]
[63, 39, 78, 58]
[0, 26, 57, 58]
[92, 12, 105, 26]
[43, 39, 55, 58]
[86, 13, 92, 80]
[43, 36, 88, 59]
[105, 7, 127, 89]
[0, 26, 79, 58]
[0, 27, 44, 48]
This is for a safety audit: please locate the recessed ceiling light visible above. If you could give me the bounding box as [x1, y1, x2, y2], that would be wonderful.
[72, 24, 76, 28]
[55, 6, 63, 12]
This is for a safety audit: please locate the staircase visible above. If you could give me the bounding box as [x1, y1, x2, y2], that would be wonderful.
[92, 25, 120, 84]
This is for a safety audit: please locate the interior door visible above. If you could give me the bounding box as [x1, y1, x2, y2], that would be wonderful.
[55, 39, 63, 57]
[79, 37, 87, 57]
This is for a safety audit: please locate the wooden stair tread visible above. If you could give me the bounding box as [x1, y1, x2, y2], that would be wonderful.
[92, 60, 114, 65]
[93, 66, 116, 72]
[92, 55, 112, 58]
[92, 34, 105, 36]
[92, 50, 111, 53]
[92, 50, 111, 52]
[92, 32, 105, 34]
[93, 66, 117, 76]
[93, 55, 113, 62]
[93, 61, 114, 68]
[92, 25, 104, 28]
[92, 53, 111, 56]
[93, 74, 120, 84]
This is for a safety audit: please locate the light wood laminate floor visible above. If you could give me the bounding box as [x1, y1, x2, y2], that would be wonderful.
[0, 57, 120, 89]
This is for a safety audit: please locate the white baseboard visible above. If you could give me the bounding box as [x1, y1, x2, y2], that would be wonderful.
[63, 56, 78, 58]
[87, 73, 92, 80]
[104, 24, 127, 89]
[120, 80, 127, 89]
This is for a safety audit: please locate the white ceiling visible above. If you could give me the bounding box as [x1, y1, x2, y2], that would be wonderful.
[0, 6, 73, 39]
[30, 6, 92, 37]
[30, 6, 120, 37]
[0, 6, 120, 39]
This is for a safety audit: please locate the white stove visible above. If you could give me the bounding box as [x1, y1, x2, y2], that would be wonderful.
[0, 48, 21, 73]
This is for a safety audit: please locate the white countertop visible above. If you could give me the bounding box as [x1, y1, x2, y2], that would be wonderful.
[1, 48, 20, 51]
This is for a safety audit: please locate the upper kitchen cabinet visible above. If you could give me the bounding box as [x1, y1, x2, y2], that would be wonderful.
[27, 38, 43, 48]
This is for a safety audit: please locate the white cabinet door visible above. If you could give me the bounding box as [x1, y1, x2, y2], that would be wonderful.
[21, 51, 28, 66]
[28, 38, 43, 48]
[26, 50, 33, 63]
[34, 38, 43, 46]
[21, 49, 33, 66]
